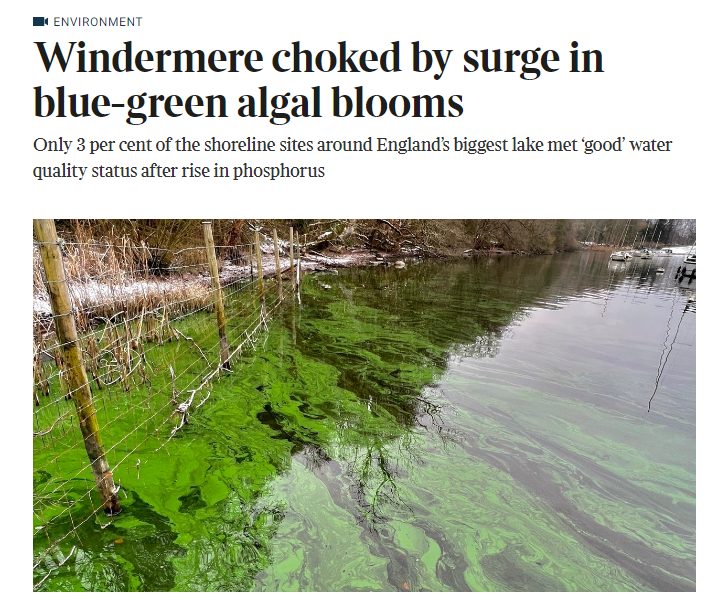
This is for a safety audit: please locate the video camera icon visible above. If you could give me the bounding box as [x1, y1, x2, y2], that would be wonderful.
[33, 17, 49, 26]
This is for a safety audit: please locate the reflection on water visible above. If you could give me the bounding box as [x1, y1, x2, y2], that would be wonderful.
[34, 252, 695, 591]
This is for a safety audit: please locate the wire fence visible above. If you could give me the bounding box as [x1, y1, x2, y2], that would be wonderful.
[32, 222, 301, 591]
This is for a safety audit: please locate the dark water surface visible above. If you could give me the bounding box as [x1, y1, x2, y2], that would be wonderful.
[33, 252, 696, 591]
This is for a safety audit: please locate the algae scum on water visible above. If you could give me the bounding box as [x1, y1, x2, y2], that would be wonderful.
[33, 253, 696, 591]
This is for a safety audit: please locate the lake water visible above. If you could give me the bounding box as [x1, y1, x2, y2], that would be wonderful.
[33, 252, 696, 591]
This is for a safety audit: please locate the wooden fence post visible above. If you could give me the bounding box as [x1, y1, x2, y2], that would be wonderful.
[249, 235, 254, 281]
[202, 221, 230, 369]
[272, 228, 283, 301]
[294, 233, 298, 286]
[33, 219, 121, 515]
[254, 230, 264, 297]
[295, 231, 302, 305]
[289, 227, 295, 291]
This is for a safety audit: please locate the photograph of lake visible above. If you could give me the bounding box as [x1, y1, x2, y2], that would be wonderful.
[32, 219, 696, 591]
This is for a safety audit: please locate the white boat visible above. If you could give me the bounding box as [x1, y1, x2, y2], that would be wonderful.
[610, 251, 630, 261]
[639, 249, 652, 259]
[684, 253, 696, 265]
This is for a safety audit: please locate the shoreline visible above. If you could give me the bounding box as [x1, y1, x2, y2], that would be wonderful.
[35, 243, 683, 327]
[31, 244, 582, 326]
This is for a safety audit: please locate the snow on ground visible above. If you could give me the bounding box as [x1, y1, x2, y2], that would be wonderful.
[33, 275, 213, 320]
[33, 249, 380, 321]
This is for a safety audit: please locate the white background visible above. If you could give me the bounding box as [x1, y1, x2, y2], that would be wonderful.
[6, 0, 713, 597]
